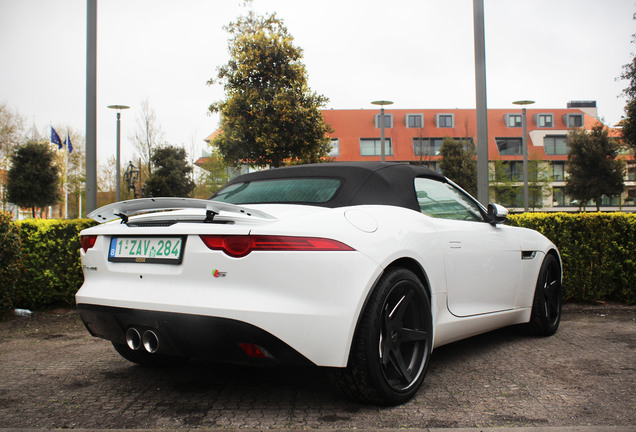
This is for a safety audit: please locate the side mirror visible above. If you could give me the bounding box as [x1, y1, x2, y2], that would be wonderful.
[487, 203, 508, 225]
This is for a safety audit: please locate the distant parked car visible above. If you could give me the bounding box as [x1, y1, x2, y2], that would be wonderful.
[77, 162, 562, 405]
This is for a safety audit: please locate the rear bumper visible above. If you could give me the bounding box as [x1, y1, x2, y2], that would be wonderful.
[77, 304, 313, 366]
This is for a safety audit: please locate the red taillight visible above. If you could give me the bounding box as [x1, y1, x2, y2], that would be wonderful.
[199, 235, 354, 258]
[238, 343, 271, 359]
[80, 235, 97, 252]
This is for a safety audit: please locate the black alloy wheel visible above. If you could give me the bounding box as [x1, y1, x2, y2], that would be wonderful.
[336, 267, 432, 405]
[524, 253, 562, 336]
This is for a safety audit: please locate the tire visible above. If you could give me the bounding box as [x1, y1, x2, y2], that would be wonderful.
[111, 342, 184, 367]
[523, 253, 562, 336]
[335, 268, 432, 405]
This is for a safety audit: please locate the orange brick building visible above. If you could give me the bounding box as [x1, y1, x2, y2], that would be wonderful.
[321, 101, 634, 210]
[203, 101, 635, 211]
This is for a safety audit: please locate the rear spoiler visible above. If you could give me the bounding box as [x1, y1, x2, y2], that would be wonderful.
[87, 197, 275, 224]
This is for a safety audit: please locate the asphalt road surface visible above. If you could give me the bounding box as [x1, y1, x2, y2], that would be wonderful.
[0, 303, 634, 429]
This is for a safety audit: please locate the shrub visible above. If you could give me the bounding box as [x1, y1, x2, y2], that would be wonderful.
[3, 213, 635, 311]
[0, 212, 22, 317]
[509, 212, 636, 304]
[15, 219, 97, 309]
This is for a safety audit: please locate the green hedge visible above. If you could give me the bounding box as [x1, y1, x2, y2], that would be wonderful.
[0, 213, 634, 315]
[0, 212, 23, 317]
[508, 213, 636, 304]
[14, 218, 97, 310]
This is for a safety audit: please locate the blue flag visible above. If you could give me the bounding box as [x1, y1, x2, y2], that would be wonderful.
[51, 127, 62, 150]
[65, 132, 73, 153]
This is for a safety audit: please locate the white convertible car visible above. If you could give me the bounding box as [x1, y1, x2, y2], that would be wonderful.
[77, 162, 562, 405]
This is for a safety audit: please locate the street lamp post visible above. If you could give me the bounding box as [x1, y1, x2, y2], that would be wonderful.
[107, 105, 130, 202]
[371, 100, 394, 161]
[512, 100, 535, 212]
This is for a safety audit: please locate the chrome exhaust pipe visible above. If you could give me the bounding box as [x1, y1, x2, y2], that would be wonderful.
[142, 330, 159, 353]
[125, 328, 141, 351]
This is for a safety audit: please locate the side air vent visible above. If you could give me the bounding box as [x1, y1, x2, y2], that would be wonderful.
[521, 251, 537, 260]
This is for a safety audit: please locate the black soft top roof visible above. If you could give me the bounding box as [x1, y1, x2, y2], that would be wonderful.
[212, 162, 446, 212]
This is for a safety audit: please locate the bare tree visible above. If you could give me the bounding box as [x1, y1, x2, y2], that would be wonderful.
[98, 156, 116, 192]
[0, 102, 24, 159]
[130, 99, 165, 177]
[1, 102, 25, 210]
[185, 133, 202, 183]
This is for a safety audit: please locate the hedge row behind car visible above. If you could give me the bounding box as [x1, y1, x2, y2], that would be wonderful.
[0, 212, 22, 316]
[508, 212, 636, 304]
[0, 216, 96, 317]
[0, 212, 634, 318]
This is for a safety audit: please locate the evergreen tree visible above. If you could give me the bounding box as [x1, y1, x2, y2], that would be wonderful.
[208, 10, 332, 168]
[565, 123, 624, 211]
[143, 146, 195, 197]
[7, 140, 59, 217]
[621, 98, 636, 154]
[619, 15, 636, 154]
[439, 137, 477, 196]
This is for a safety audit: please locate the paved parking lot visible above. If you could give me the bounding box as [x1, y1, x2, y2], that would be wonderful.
[0, 303, 634, 430]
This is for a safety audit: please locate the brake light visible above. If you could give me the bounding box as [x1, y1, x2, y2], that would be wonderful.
[199, 235, 354, 258]
[80, 235, 97, 252]
[238, 343, 271, 359]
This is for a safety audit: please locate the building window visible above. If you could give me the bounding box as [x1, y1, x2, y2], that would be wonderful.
[495, 138, 522, 155]
[544, 135, 568, 155]
[328, 138, 339, 157]
[536, 113, 553, 128]
[553, 187, 568, 207]
[564, 113, 584, 128]
[626, 163, 636, 181]
[360, 138, 393, 156]
[436, 114, 454, 128]
[418, 162, 440, 173]
[406, 114, 423, 128]
[461, 138, 475, 152]
[625, 188, 636, 206]
[549, 162, 565, 181]
[374, 113, 393, 128]
[505, 114, 522, 127]
[600, 195, 622, 206]
[501, 161, 523, 181]
[413, 137, 473, 156]
[413, 138, 443, 156]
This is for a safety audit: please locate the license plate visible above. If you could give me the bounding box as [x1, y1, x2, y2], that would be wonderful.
[108, 236, 185, 264]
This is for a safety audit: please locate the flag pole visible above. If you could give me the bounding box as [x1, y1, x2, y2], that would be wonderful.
[79, 157, 82, 218]
[65, 133, 69, 219]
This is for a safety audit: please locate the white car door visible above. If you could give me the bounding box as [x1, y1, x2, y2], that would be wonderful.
[415, 178, 521, 317]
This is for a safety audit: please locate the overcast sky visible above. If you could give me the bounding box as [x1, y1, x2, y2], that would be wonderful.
[0, 0, 634, 165]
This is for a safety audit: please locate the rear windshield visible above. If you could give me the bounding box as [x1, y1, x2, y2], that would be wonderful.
[212, 178, 342, 204]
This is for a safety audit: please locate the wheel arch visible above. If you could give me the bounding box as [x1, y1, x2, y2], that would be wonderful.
[384, 257, 432, 302]
[547, 248, 563, 277]
[338, 257, 435, 404]
[347, 257, 432, 364]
